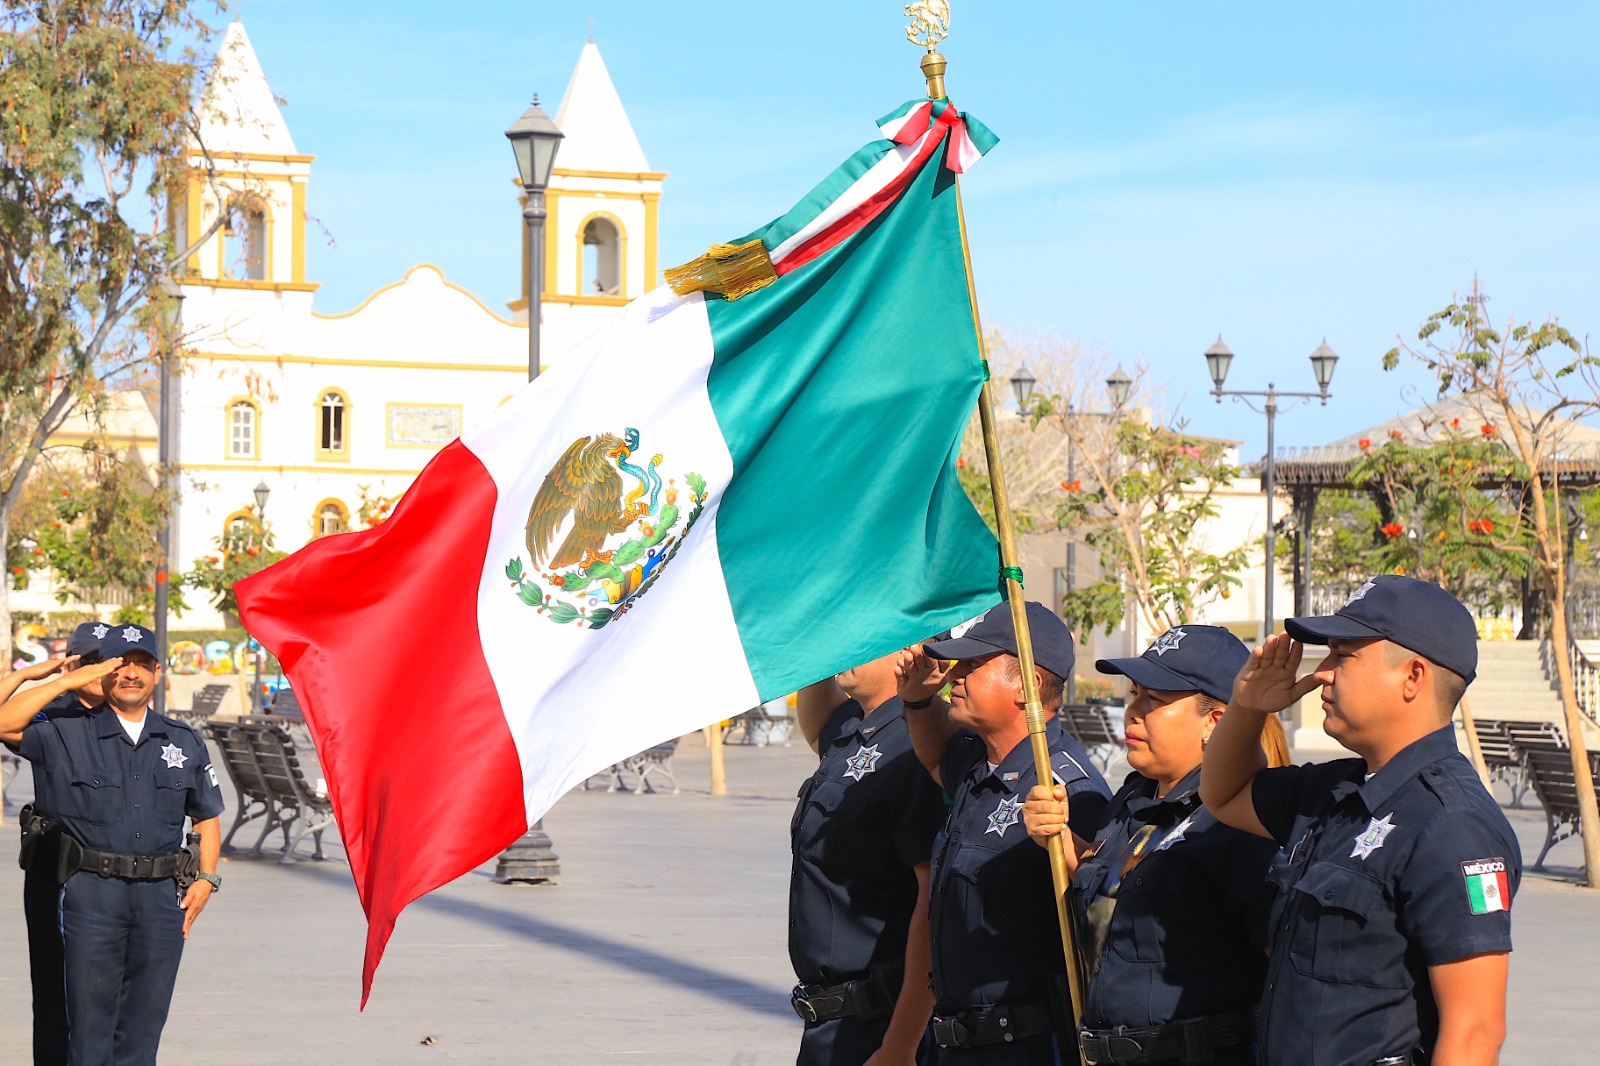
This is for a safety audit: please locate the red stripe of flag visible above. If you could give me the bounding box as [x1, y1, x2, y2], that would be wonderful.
[236, 439, 529, 1006]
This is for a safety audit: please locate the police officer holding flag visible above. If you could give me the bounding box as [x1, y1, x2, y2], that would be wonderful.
[1201, 576, 1520, 1066]
[1, 622, 225, 1064]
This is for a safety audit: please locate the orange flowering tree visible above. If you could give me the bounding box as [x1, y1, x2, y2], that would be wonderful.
[1384, 281, 1600, 883]
[183, 516, 284, 619]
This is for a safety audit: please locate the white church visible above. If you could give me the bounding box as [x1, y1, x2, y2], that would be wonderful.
[172, 22, 662, 627]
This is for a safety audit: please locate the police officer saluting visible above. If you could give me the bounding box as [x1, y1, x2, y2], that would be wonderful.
[0, 622, 115, 1066]
[790, 648, 947, 1064]
[1201, 576, 1520, 1066]
[898, 602, 1111, 1063]
[0, 623, 225, 1065]
[1021, 625, 1286, 1066]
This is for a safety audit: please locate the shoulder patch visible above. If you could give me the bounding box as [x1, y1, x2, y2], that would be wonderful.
[1461, 857, 1510, 915]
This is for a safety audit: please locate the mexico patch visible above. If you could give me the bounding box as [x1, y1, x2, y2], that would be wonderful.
[1461, 858, 1510, 915]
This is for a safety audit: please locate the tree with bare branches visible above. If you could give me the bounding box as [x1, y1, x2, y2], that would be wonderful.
[1384, 282, 1600, 884]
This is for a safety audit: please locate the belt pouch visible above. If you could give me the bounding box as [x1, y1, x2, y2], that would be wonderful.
[56, 833, 84, 885]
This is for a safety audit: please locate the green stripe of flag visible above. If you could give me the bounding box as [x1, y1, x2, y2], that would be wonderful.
[705, 153, 1000, 697]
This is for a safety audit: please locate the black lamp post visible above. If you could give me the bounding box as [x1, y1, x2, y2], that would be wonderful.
[250, 480, 270, 716]
[1012, 366, 1135, 704]
[505, 95, 564, 382]
[1205, 336, 1338, 642]
[496, 93, 564, 885]
[153, 277, 185, 715]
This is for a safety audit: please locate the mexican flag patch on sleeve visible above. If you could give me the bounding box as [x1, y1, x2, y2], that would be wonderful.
[1461, 858, 1510, 914]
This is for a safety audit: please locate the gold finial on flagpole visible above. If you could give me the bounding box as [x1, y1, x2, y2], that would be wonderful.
[904, 0, 951, 99]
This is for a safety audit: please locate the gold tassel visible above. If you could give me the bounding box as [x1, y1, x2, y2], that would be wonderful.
[664, 239, 777, 301]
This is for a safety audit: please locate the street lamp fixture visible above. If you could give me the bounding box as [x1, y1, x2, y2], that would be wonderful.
[1010, 365, 1037, 412]
[497, 92, 563, 885]
[253, 480, 271, 518]
[505, 96, 565, 383]
[1203, 337, 1338, 642]
[152, 276, 185, 716]
[1106, 367, 1133, 410]
[1204, 336, 1234, 393]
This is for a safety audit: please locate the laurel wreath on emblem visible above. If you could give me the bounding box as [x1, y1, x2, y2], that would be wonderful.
[503, 428, 709, 630]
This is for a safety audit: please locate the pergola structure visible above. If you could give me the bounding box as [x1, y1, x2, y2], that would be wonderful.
[1269, 393, 1600, 617]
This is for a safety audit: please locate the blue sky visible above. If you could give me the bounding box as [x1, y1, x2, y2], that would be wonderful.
[231, 1, 1600, 457]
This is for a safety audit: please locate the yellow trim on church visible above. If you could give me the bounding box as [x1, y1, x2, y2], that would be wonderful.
[554, 167, 667, 182]
[310, 265, 523, 327]
[186, 350, 528, 374]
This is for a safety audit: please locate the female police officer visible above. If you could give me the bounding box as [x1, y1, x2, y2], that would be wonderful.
[1021, 625, 1287, 1066]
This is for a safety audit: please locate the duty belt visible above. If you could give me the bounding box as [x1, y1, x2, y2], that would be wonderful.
[790, 963, 901, 1024]
[931, 1000, 1055, 1049]
[56, 833, 190, 885]
[1079, 1007, 1256, 1065]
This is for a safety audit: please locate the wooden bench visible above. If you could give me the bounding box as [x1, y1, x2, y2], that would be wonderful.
[1060, 703, 1123, 769]
[726, 703, 795, 747]
[1523, 746, 1600, 869]
[171, 682, 231, 728]
[1472, 718, 1530, 806]
[584, 739, 680, 794]
[207, 720, 334, 864]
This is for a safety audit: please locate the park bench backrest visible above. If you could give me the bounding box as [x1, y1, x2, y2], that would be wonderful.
[189, 683, 232, 717]
[206, 721, 272, 804]
[1471, 718, 1517, 768]
[270, 688, 303, 719]
[1523, 748, 1599, 819]
[246, 723, 327, 814]
[1505, 720, 1565, 749]
[1063, 704, 1122, 749]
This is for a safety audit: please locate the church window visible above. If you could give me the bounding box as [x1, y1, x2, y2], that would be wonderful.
[223, 203, 267, 281]
[316, 389, 350, 460]
[313, 499, 350, 538]
[227, 399, 259, 459]
[582, 217, 622, 296]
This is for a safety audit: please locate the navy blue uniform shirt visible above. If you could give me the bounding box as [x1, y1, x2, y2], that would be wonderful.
[790, 696, 948, 983]
[1075, 767, 1278, 1035]
[929, 718, 1110, 1009]
[1251, 726, 1519, 1066]
[20, 703, 225, 856]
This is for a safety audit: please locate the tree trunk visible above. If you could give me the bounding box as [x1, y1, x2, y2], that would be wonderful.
[1546, 592, 1600, 884]
[0, 503, 11, 673]
[1457, 695, 1492, 789]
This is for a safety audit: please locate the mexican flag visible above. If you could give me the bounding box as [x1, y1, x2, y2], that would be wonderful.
[236, 98, 1001, 1003]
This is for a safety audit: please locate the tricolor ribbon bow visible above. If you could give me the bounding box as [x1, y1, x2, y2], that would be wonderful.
[877, 98, 999, 174]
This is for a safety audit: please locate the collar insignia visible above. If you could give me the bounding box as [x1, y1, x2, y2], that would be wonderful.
[842, 743, 882, 782]
[1351, 812, 1397, 860]
[1148, 627, 1187, 656]
[986, 795, 1023, 837]
[160, 743, 188, 769]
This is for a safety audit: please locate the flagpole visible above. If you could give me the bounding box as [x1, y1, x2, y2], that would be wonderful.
[909, 6, 1088, 1052]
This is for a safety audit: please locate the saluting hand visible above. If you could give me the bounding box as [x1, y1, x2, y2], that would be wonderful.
[13, 656, 68, 682]
[894, 644, 951, 705]
[1022, 784, 1069, 849]
[59, 657, 122, 692]
[1231, 634, 1324, 715]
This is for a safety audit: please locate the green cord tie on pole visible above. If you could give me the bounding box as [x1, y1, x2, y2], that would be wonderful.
[999, 565, 1024, 592]
[980, 359, 991, 381]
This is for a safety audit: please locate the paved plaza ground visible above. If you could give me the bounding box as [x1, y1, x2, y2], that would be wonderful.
[1, 733, 1597, 1064]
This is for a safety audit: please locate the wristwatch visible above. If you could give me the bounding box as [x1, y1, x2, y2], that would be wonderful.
[196, 872, 221, 892]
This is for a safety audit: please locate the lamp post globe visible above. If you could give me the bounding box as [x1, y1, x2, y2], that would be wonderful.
[1309, 339, 1339, 400]
[1106, 367, 1133, 409]
[1204, 336, 1234, 395]
[253, 480, 271, 517]
[505, 96, 564, 191]
[1010, 365, 1037, 411]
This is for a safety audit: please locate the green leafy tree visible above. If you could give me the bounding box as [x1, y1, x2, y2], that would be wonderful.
[1384, 282, 1600, 885]
[182, 514, 283, 619]
[1304, 489, 1383, 597]
[17, 451, 184, 622]
[0, 0, 225, 667]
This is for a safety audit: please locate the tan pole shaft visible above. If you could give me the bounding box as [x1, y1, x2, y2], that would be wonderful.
[706, 723, 727, 795]
[954, 180, 1087, 1053]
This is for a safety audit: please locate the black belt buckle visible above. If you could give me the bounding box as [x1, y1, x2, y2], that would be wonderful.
[931, 1015, 972, 1049]
[1079, 1027, 1146, 1065]
[790, 985, 820, 1023]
